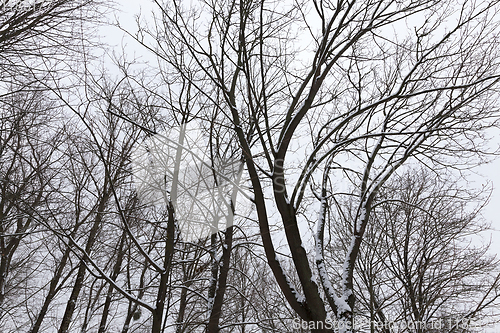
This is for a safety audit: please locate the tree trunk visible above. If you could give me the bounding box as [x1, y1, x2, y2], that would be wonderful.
[152, 201, 176, 333]
[58, 188, 110, 333]
[98, 231, 126, 333]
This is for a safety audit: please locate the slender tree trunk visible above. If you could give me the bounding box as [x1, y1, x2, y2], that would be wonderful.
[58, 188, 110, 333]
[152, 201, 175, 333]
[98, 231, 126, 333]
[30, 246, 73, 333]
[121, 244, 150, 333]
[207, 225, 233, 333]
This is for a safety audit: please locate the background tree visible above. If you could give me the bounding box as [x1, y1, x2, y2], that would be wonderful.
[0, 0, 101, 94]
[44, 61, 253, 333]
[0, 86, 64, 332]
[332, 169, 500, 332]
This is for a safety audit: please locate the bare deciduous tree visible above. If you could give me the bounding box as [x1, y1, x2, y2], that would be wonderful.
[333, 169, 500, 332]
[0, 0, 101, 93]
[0, 87, 63, 332]
[126, 0, 500, 331]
